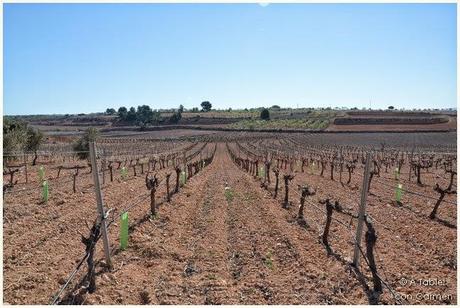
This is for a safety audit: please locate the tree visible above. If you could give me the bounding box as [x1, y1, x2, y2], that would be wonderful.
[151, 111, 161, 125]
[169, 112, 182, 124]
[26, 127, 44, 165]
[191, 107, 199, 112]
[3, 118, 26, 152]
[136, 105, 154, 126]
[260, 108, 270, 120]
[169, 105, 183, 124]
[106, 108, 116, 115]
[3, 119, 44, 165]
[73, 127, 99, 159]
[201, 101, 212, 112]
[3, 118, 28, 163]
[126, 107, 137, 122]
[118, 107, 128, 120]
[388, 106, 395, 110]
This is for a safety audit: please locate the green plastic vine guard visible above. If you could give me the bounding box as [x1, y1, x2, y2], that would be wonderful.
[42, 181, 49, 203]
[180, 171, 186, 186]
[395, 183, 403, 202]
[121, 167, 127, 180]
[394, 168, 400, 180]
[259, 166, 265, 179]
[120, 212, 129, 250]
[39, 166, 45, 182]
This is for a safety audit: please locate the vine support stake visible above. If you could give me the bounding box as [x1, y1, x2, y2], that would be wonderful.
[89, 141, 112, 270]
[353, 151, 371, 268]
[23, 153, 28, 184]
[73, 172, 78, 193]
[102, 158, 106, 185]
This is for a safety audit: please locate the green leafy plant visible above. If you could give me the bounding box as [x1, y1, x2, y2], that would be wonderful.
[263, 251, 274, 270]
[224, 186, 234, 202]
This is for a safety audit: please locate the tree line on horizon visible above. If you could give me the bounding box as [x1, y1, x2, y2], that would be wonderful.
[105, 101, 213, 127]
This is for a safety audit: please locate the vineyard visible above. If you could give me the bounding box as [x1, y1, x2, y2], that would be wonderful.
[3, 131, 457, 304]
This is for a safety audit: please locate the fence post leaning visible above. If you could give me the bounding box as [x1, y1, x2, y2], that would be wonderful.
[89, 141, 112, 270]
[352, 151, 372, 268]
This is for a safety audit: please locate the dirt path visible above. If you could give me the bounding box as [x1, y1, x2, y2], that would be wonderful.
[82, 143, 367, 304]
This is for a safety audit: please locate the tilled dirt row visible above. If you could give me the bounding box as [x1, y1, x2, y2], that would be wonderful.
[5, 142, 455, 304]
[232, 143, 457, 305]
[82, 143, 368, 304]
[3, 143, 214, 304]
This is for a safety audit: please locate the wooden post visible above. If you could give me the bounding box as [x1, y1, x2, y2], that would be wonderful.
[102, 159, 106, 185]
[353, 152, 371, 267]
[23, 153, 28, 184]
[89, 141, 112, 270]
[109, 165, 113, 182]
[73, 171, 77, 193]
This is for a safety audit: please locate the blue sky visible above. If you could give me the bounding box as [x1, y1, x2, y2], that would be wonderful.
[4, 3, 457, 115]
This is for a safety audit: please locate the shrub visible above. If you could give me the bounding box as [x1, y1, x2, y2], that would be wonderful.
[73, 127, 99, 159]
[260, 108, 270, 120]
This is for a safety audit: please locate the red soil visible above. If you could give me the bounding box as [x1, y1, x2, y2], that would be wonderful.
[3, 143, 457, 304]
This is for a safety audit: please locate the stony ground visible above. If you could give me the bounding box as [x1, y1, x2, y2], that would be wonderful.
[3, 143, 457, 305]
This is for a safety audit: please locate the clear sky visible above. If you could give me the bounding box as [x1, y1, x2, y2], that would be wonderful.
[4, 3, 457, 115]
